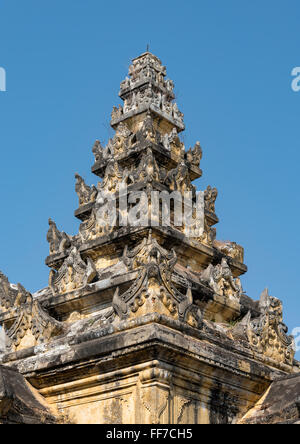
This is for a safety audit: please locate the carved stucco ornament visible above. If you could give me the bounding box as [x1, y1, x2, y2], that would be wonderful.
[112, 232, 202, 327]
[92, 122, 132, 166]
[75, 174, 97, 207]
[165, 161, 195, 194]
[0, 273, 63, 351]
[181, 184, 218, 246]
[47, 218, 72, 255]
[0, 272, 19, 310]
[113, 122, 133, 155]
[49, 247, 97, 295]
[111, 104, 123, 121]
[185, 141, 203, 168]
[162, 127, 185, 158]
[136, 112, 158, 144]
[119, 52, 184, 127]
[200, 258, 242, 300]
[196, 216, 217, 247]
[139, 368, 172, 425]
[204, 185, 218, 214]
[79, 192, 119, 242]
[140, 386, 169, 425]
[213, 240, 244, 263]
[129, 148, 161, 184]
[92, 140, 105, 163]
[243, 289, 295, 366]
[92, 139, 116, 165]
[99, 159, 128, 194]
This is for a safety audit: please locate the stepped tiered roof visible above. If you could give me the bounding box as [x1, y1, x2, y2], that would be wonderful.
[0, 52, 298, 425]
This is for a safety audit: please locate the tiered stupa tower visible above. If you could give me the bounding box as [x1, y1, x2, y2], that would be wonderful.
[0, 52, 298, 425]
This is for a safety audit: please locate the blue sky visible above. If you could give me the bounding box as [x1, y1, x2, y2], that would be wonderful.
[0, 0, 299, 358]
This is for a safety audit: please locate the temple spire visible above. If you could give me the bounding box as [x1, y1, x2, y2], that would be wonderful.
[111, 51, 185, 133]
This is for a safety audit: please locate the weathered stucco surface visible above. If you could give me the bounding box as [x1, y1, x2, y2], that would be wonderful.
[0, 52, 298, 424]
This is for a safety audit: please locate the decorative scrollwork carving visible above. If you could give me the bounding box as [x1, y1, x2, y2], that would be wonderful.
[49, 247, 97, 295]
[200, 258, 242, 300]
[129, 148, 161, 184]
[214, 240, 244, 263]
[165, 162, 194, 193]
[47, 219, 72, 255]
[113, 232, 202, 327]
[0, 273, 64, 351]
[246, 289, 295, 366]
[75, 174, 97, 207]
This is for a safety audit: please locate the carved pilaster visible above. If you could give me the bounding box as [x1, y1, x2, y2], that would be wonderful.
[139, 368, 172, 424]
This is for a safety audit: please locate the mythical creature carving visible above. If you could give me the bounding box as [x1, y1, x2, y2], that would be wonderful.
[185, 142, 203, 168]
[49, 247, 97, 295]
[214, 240, 244, 263]
[111, 104, 123, 121]
[75, 174, 97, 207]
[161, 95, 173, 115]
[99, 160, 128, 194]
[47, 219, 72, 255]
[245, 289, 295, 366]
[93, 124, 132, 165]
[165, 79, 174, 93]
[92, 140, 104, 163]
[204, 185, 218, 214]
[137, 112, 158, 144]
[200, 258, 242, 300]
[129, 148, 161, 184]
[162, 128, 185, 158]
[165, 162, 194, 193]
[92, 139, 115, 164]
[79, 196, 118, 242]
[0, 272, 18, 310]
[112, 122, 133, 155]
[120, 77, 130, 90]
[113, 232, 202, 327]
[0, 273, 31, 312]
[172, 103, 184, 123]
[0, 273, 63, 351]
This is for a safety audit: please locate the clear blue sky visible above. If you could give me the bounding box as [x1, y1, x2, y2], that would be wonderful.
[0, 1, 299, 358]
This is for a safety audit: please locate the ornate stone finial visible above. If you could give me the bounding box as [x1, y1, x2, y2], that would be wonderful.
[0, 272, 64, 351]
[111, 104, 123, 121]
[204, 186, 218, 214]
[200, 258, 242, 300]
[185, 142, 203, 169]
[47, 219, 72, 255]
[240, 289, 295, 367]
[49, 247, 97, 295]
[92, 140, 104, 163]
[75, 174, 98, 207]
[113, 52, 185, 131]
[0, 271, 16, 310]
